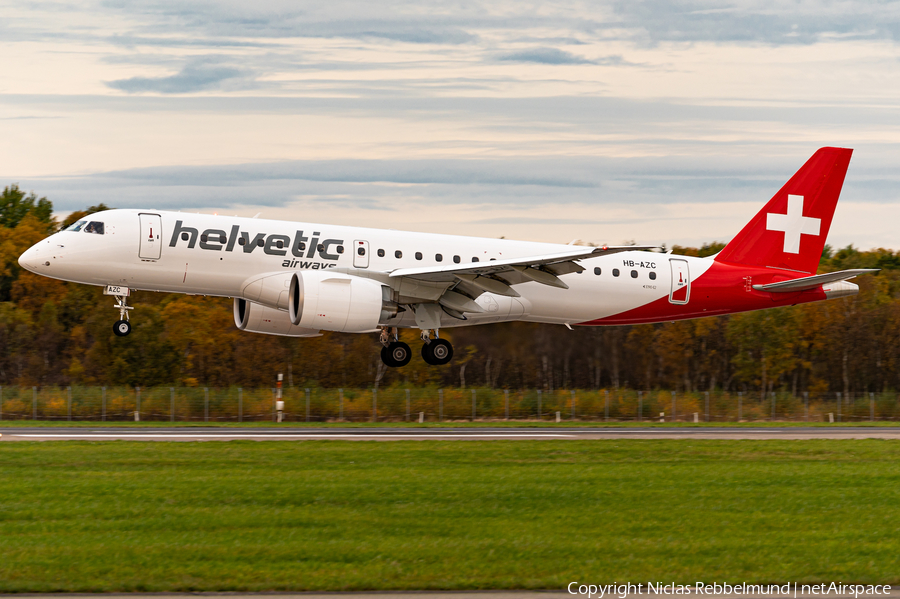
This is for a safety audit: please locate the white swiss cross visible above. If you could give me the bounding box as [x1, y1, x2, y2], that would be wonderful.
[766, 194, 821, 254]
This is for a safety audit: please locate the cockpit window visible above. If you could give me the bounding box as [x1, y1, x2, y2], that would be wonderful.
[84, 222, 104, 235]
[65, 220, 87, 232]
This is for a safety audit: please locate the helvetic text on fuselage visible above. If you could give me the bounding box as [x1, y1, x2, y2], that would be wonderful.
[170, 220, 342, 269]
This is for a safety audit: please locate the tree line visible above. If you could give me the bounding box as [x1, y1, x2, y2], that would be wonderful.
[2, 184, 898, 395]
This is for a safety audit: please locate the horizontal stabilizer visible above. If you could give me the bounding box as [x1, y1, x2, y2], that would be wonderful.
[752, 269, 878, 293]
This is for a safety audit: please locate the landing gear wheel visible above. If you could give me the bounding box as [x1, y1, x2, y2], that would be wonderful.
[381, 342, 411, 367]
[111, 293, 134, 338]
[388, 342, 412, 367]
[421, 338, 453, 366]
[113, 320, 132, 337]
[380, 346, 396, 367]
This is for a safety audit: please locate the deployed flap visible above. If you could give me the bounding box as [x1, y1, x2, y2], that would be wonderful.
[752, 269, 878, 293]
[388, 245, 657, 286]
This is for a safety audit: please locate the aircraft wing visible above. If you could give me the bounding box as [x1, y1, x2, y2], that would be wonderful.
[752, 269, 879, 293]
[388, 245, 658, 292]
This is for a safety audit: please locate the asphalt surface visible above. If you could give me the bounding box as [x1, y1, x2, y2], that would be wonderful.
[2, 426, 900, 440]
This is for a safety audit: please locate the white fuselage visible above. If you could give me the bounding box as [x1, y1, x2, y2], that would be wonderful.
[19, 209, 708, 328]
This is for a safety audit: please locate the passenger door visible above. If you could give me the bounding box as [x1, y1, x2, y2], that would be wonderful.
[139, 213, 163, 260]
[669, 258, 690, 304]
[353, 240, 369, 268]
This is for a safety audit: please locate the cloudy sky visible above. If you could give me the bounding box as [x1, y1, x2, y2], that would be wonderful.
[2, 0, 899, 249]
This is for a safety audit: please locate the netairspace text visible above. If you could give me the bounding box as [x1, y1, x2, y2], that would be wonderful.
[567, 582, 892, 599]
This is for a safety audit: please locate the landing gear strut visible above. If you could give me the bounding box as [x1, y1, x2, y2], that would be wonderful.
[112, 295, 133, 337]
[379, 327, 411, 368]
[420, 330, 453, 366]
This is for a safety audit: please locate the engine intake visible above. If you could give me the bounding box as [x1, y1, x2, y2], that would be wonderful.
[289, 271, 398, 333]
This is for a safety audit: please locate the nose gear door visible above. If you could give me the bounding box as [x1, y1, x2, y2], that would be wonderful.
[353, 240, 369, 268]
[139, 213, 162, 260]
[669, 258, 690, 304]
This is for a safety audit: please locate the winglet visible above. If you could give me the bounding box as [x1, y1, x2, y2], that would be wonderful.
[715, 147, 853, 274]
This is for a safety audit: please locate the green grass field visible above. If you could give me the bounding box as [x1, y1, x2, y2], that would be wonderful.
[1, 440, 899, 591]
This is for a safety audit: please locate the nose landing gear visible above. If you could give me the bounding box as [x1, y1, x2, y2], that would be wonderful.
[114, 320, 132, 336]
[112, 294, 133, 337]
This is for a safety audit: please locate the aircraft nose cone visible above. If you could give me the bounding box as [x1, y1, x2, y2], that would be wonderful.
[18, 243, 43, 273]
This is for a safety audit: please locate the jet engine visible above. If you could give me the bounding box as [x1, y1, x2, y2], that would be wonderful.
[289, 271, 399, 333]
[233, 298, 322, 337]
[238, 271, 295, 311]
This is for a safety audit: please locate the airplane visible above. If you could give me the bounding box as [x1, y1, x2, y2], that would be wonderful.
[18, 147, 876, 368]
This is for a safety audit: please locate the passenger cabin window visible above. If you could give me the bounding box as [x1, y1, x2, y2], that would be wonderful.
[182, 232, 191, 241]
[649, 272, 657, 280]
[453, 255, 461, 264]
[415, 252, 423, 260]
[472, 257, 479, 262]
[238, 237, 246, 245]
[395, 250, 403, 259]
[257, 238, 264, 247]
[65, 220, 87, 232]
[613, 268, 620, 277]
[357, 247, 366, 256]
[377, 249, 385, 257]
[317, 243, 324, 252]
[631, 270, 638, 278]
[84, 222, 104, 234]
[435, 253, 443, 262]
[337, 245, 344, 254]
[594, 267, 601, 275]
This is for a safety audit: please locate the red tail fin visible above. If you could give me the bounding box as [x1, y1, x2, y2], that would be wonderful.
[715, 147, 852, 274]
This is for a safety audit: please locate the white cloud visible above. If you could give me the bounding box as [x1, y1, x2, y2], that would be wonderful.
[0, 0, 899, 249]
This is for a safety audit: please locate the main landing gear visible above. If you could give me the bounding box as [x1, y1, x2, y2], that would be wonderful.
[379, 328, 411, 368]
[420, 328, 453, 366]
[422, 337, 453, 366]
[378, 328, 453, 367]
[112, 294, 133, 337]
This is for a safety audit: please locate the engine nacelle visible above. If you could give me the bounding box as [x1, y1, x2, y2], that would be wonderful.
[238, 271, 294, 311]
[233, 298, 321, 337]
[289, 271, 398, 333]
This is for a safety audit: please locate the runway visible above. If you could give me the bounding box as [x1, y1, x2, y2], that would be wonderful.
[2, 425, 900, 441]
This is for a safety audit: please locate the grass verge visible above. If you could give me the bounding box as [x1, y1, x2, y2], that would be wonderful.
[1, 440, 899, 591]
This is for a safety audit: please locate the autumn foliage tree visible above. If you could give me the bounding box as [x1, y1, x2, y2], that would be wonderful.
[1, 185, 899, 394]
